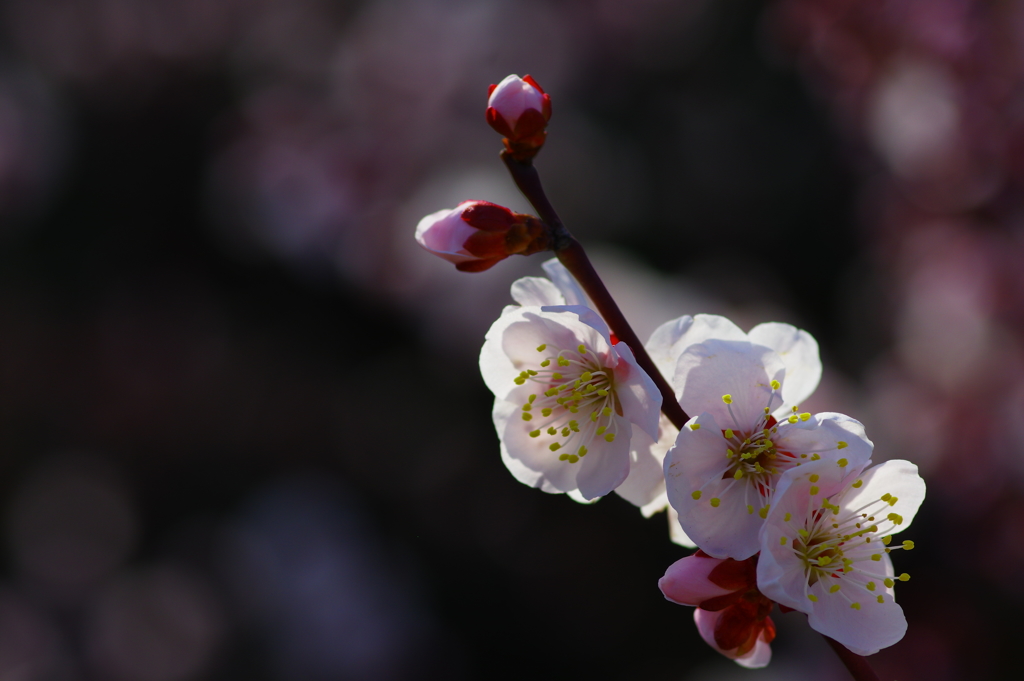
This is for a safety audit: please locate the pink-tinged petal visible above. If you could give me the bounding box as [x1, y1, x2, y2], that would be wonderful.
[414, 207, 479, 263]
[615, 417, 675, 516]
[479, 308, 534, 397]
[575, 416, 632, 500]
[675, 339, 785, 431]
[487, 74, 545, 129]
[771, 412, 874, 478]
[667, 506, 697, 547]
[664, 413, 764, 559]
[693, 609, 772, 668]
[841, 460, 926, 535]
[645, 314, 747, 389]
[540, 305, 612, 343]
[748, 322, 821, 411]
[494, 396, 578, 494]
[659, 554, 735, 606]
[510, 276, 565, 307]
[611, 341, 662, 440]
[541, 258, 590, 308]
[805, 580, 907, 656]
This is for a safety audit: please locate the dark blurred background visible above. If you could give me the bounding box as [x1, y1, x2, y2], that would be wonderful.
[0, 0, 1021, 679]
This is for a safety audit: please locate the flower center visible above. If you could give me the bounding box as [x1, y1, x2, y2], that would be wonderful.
[782, 480, 916, 608]
[514, 342, 619, 464]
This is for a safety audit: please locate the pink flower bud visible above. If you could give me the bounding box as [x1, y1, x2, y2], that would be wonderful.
[694, 607, 774, 668]
[415, 200, 550, 272]
[658, 553, 736, 606]
[486, 74, 552, 161]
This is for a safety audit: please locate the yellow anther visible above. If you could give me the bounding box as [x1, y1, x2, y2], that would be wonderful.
[852, 480, 863, 488]
[724, 429, 734, 439]
[883, 578, 894, 588]
[691, 490, 702, 500]
[547, 427, 557, 435]
[522, 403, 532, 411]
[887, 513, 903, 525]
[788, 415, 798, 423]
[792, 405, 798, 412]
[780, 536, 787, 545]
[581, 371, 593, 382]
[596, 426, 606, 435]
[522, 413, 533, 421]
[784, 512, 792, 522]
[690, 423, 701, 430]
[540, 359, 551, 367]
[810, 453, 821, 461]
[866, 582, 876, 591]
[798, 529, 809, 538]
[578, 446, 588, 457]
[597, 389, 609, 396]
[771, 380, 780, 390]
[888, 496, 899, 506]
[602, 407, 612, 416]
[558, 453, 569, 461]
[808, 594, 818, 602]
[527, 369, 539, 376]
[558, 357, 570, 367]
[585, 384, 596, 393]
[590, 411, 599, 422]
[726, 449, 734, 458]
[809, 474, 820, 483]
[734, 469, 744, 479]
[837, 441, 848, 449]
[818, 556, 832, 566]
[604, 433, 616, 442]
[881, 493, 892, 502]
[747, 504, 754, 514]
[561, 427, 570, 437]
[514, 377, 526, 385]
[578, 344, 586, 354]
[764, 407, 770, 414]
[549, 443, 561, 451]
[528, 394, 537, 403]
[829, 584, 841, 594]
[810, 486, 819, 495]
[898, 573, 910, 582]
[541, 408, 553, 417]
[552, 372, 563, 380]
[529, 430, 541, 438]
[545, 388, 558, 397]
[710, 498, 720, 507]
[851, 603, 861, 610]
[903, 541, 915, 550]
[800, 454, 807, 459]
[567, 454, 579, 463]
[759, 505, 770, 519]
[574, 379, 581, 389]
[569, 420, 579, 430]
[800, 412, 811, 421]
[882, 535, 892, 546]
[536, 344, 547, 352]
[877, 595, 885, 603]
[722, 394, 733, 404]
[837, 458, 848, 467]
[568, 405, 579, 414]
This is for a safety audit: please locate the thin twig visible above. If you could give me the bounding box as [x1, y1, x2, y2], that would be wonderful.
[500, 151, 689, 431]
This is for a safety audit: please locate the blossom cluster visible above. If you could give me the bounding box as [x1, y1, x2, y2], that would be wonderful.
[415, 73, 926, 671]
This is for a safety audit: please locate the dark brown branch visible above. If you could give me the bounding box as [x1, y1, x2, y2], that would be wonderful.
[500, 151, 689, 431]
[824, 636, 883, 681]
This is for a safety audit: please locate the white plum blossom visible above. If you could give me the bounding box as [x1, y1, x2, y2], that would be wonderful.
[757, 458, 925, 656]
[660, 315, 873, 559]
[480, 262, 661, 500]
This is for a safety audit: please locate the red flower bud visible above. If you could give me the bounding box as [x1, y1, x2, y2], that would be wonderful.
[415, 200, 551, 272]
[486, 74, 552, 161]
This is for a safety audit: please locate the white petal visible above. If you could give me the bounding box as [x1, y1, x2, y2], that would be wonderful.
[494, 395, 578, 494]
[806, 582, 907, 656]
[646, 314, 747, 391]
[675, 339, 785, 432]
[771, 412, 874, 475]
[541, 258, 590, 307]
[840, 460, 926, 535]
[667, 506, 697, 547]
[615, 417, 675, 516]
[510, 276, 565, 307]
[611, 341, 662, 440]
[748, 322, 822, 411]
[664, 413, 764, 559]
[575, 417, 632, 500]
[480, 308, 533, 397]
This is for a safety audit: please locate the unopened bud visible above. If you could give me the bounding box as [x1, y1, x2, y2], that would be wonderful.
[486, 74, 551, 161]
[415, 200, 551, 272]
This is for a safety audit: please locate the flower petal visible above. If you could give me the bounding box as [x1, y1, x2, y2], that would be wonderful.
[510, 276, 565, 307]
[667, 506, 697, 547]
[659, 554, 735, 606]
[611, 341, 661, 440]
[840, 460, 926, 535]
[675, 339, 785, 434]
[494, 396, 579, 494]
[694, 608, 772, 668]
[541, 258, 591, 307]
[748, 322, 822, 411]
[805, 579, 907, 656]
[575, 416, 632, 500]
[664, 413, 765, 559]
[771, 412, 874, 476]
[615, 417, 675, 516]
[646, 314, 747, 389]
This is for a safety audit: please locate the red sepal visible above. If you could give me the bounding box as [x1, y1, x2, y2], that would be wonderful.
[455, 257, 505, 272]
[512, 108, 549, 140]
[522, 74, 545, 95]
[778, 604, 794, 614]
[461, 202, 515, 232]
[462, 230, 510, 259]
[485, 107, 514, 138]
[707, 557, 756, 592]
[714, 601, 759, 652]
[609, 333, 620, 345]
[487, 83, 497, 97]
[698, 590, 746, 612]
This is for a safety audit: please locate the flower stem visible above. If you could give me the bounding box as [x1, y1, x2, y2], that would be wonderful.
[824, 636, 883, 681]
[500, 151, 689, 431]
